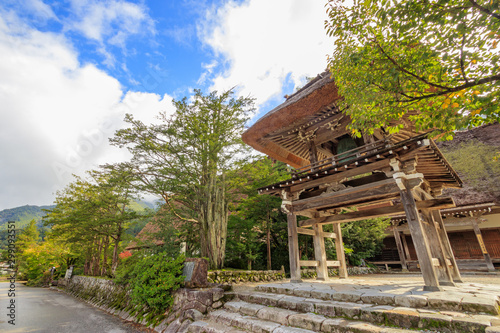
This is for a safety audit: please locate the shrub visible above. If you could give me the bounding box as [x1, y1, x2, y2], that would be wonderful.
[114, 251, 185, 316]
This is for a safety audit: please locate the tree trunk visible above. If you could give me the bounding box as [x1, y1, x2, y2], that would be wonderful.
[111, 224, 122, 273]
[200, 173, 228, 270]
[266, 211, 272, 270]
[101, 236, 109, 276]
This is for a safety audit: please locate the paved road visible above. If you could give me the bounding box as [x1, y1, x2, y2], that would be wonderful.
[0, 282, 148, 333]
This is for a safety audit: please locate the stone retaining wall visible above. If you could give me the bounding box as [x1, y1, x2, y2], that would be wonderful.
[58, 276, 231, 332]
[208, 269, 286, 284]
[300, 266, 379, 279]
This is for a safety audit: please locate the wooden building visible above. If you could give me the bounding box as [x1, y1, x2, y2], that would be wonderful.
[372, 123, 500, 272]
[242, 72, 465, 291]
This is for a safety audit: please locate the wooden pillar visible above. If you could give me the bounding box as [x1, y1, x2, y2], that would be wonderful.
[313, 224, 329, 281]
[471, 217, 496, 272]
[399, 182, 441, 291]
[401, 232, 412, 261]
[431, 211, 463, 282]
[392, 223, 408, 271]
[287, 213, 302, 283]
[420, 209, 455, 286]
[307, 141, 318, 172]
[333, 223, 348, 279]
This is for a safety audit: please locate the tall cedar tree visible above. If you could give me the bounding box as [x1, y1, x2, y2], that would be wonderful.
[109, 89, 254, 269]
[325, 0, 499, 137]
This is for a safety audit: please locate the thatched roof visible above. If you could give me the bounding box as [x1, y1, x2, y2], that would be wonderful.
[437, 122, 500, 206]
[242, 72, 341, 167]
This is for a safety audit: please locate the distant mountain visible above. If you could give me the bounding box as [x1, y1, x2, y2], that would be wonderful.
[0, 204, 55, 230]
[0, 199, 158, 231]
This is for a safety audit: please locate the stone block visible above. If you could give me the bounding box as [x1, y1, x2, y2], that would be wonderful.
[184, 309, 204, 322]
[384, 308, 420, 328]
[178, 319, 193, 333]
[288, 313, 326, 331]
[224, 301, 244, 312]
[345, 321, 383, 332]
[273, 327, 317, 333]
[331, 291, 362, 303]
[394, 295, 428, 308]
[321, 318, 350, 332]
[293, 287, 314, 298]
[250, 293, 281, 307]
[183, 258, 209, 288]
[427, 293, 463, 311]
[187, 321, 207, 333]
[359, 306, 393, 324]
[461, 295, 500, 315]
[182, 301, 207, 314]
[212, 288, 225, 302]
[315, 302, 336, 317]
[486, 327, 500, 333]
[256, 307, 295, 325]
[248, 318, 281, 333]
[239, 302, 266, 316]
[278, 296, 314, 312]
[452, 316, 492, 333]
[311, 289, 337, 300]
[418, 312, 452, 332]
[361, 292, 396, 305]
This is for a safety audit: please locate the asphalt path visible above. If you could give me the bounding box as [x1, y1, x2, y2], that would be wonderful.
[0, 282, 148, 333]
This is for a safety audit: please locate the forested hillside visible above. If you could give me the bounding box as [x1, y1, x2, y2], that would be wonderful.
[0, 205, 55, 230]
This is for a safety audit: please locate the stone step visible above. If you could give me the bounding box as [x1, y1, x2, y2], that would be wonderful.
[220, 302, 419, 333]
[254, 283, 500, 315]
[231, 292, 500, 332]
[187, 320, 247, 333]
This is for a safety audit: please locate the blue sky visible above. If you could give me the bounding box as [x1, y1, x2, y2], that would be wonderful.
[0, 0, 332, 210]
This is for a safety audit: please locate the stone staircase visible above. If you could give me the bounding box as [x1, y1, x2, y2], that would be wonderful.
[187, 282, 500, 333]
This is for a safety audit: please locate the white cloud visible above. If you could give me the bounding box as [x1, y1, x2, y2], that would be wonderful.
[198, 0, 331, 107]
[0, 14, 174, 210]
[64, 0, 155, 63]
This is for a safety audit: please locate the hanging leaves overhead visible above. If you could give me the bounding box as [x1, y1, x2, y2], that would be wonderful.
[325, 0, 500, 137]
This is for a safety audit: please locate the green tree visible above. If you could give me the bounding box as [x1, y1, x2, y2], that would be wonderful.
[225, 158, 290, 270]
[110, 89, 254, 269]
[45, 169, 139, 276]
[325, 0, 500, 137]
[339, 217, 390, 266]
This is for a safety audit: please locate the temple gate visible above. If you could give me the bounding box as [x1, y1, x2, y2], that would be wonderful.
[242, 72, 463, 291]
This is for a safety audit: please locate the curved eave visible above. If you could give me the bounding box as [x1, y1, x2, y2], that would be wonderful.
[242, 72, 341, 168]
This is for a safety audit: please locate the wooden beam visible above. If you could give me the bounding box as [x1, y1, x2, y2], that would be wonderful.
[393, 225, 408, 271]
[471, 217, 496, 272]
[313, 224, 329, 280]
[334, 223, 348, 279]
[299, 260, 319, 267]
[326, 260, 340, 267]
[297, 227, 316, 236]
[290, 158, 392, 192]
[299, 198, 455, 227]
[287, 213, 302, 282]
[292, 179, 401, 213]
[399, 181, 441, 291]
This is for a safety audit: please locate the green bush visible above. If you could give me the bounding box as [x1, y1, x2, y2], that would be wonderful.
[114, 251, 185, 316]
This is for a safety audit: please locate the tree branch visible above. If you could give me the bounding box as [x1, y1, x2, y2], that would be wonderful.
[469, 0, 500, 20]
